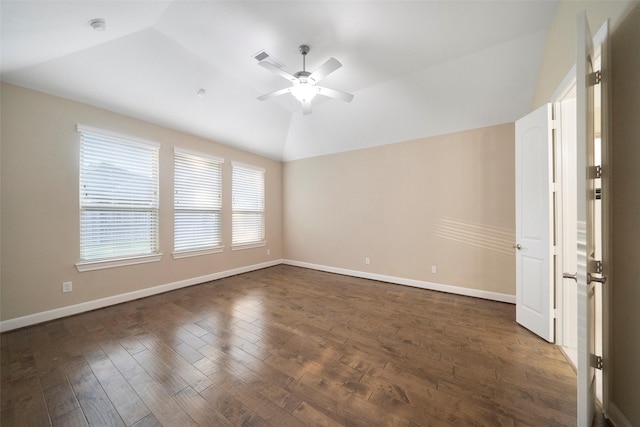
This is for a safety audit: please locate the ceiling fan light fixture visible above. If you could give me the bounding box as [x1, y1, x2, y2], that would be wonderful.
[256, 44, 353, 114]
[291, 80, 319, 102]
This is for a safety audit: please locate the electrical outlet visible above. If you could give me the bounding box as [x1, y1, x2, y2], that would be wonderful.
[267, 249, 271, 256]
[62, 281, 73, 293]
[365, 257, 371, 265]
[431, 266, 437, 274]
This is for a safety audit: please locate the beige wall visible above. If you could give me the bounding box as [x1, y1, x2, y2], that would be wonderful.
[283, 124, 516, 296]
[610, 2, 640, 425]
[0, 83, 282, 322]
[532, 0, 636, 109]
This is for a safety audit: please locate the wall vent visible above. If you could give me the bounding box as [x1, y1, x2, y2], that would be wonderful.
[253, 50, 285, 68]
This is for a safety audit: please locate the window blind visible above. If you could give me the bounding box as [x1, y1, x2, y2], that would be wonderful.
[174, 150, 223, 253]
[78, 125, 160, 261]
[232, 163, 265, 246]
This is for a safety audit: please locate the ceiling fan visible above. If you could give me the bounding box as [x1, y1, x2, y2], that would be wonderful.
[257, 45, 354, 115]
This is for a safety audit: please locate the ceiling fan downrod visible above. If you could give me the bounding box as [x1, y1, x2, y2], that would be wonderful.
[299, 45, 310, 71]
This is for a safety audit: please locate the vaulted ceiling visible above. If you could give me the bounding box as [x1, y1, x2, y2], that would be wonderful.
[1, 1, 558, 161]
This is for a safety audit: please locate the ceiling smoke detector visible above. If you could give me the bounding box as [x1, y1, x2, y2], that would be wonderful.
[89, 19, 106, 31]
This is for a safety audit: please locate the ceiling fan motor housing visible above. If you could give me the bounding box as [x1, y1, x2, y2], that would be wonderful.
[299, 45, 310, 55]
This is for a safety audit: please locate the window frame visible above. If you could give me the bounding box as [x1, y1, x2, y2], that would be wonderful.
[231, 161, 266, 250]
[173, 148, 225, 259]
[75, 124, 162, 272]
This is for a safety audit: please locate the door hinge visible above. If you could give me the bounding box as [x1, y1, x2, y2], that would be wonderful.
[592, 260, 604, 274]
[591, 165, 603, 179]
[589, 70, 602, 86]
[592, 354, 604, 370]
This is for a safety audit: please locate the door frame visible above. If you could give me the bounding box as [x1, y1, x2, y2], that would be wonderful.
[592, 20, 611, 419]
[576, 13, 609, 425]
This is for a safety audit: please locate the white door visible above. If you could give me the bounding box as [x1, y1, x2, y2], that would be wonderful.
[515, 104, 554, 342]
[576, 12, 609, 426]
[558, 92, 578, 353]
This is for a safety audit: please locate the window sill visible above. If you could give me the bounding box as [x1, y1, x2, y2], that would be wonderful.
[76, 253, 162, 272]
[231, 241, 267, 251]
[172, 246, 224, 259]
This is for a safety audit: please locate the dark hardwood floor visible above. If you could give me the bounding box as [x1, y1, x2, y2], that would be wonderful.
[1, 265, 579, 426]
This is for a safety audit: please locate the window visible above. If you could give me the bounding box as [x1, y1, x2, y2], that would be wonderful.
[174, 149, 223, 257]
[77, 125, 160, 271]
[232, 162, 265, 248]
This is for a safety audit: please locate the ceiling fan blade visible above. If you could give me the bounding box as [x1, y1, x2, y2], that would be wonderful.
[301, 99, 312, 115]
[257, 87, 292, 101]
[309, 57, 341, 82]
[258, 61, 297, 82]
[317, 86, 354, 103]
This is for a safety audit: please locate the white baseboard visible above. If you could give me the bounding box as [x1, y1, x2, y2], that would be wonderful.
[606, 401, 634, 427]
[283, 259, 516, 304]
[1, 259, 515, 332]
[0, 259, 283, 332]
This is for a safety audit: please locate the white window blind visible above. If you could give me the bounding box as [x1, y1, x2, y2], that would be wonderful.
[232, 162, 265, 247]
[78, 125, 160, 262]
[174, 149, 223, 254]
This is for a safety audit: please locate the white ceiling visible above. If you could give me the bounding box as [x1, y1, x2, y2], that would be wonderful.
[1, 1, 558, 161]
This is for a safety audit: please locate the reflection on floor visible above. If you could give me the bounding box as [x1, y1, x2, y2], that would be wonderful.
[1, 265, 580, 426]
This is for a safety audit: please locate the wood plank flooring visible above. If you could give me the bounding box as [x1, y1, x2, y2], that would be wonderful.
[1, 265, 579, 426]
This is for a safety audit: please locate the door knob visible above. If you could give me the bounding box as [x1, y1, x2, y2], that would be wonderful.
[512, 243, 522, 250]
[588, 273, 607, 285]
[563, 272, 578, 282]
